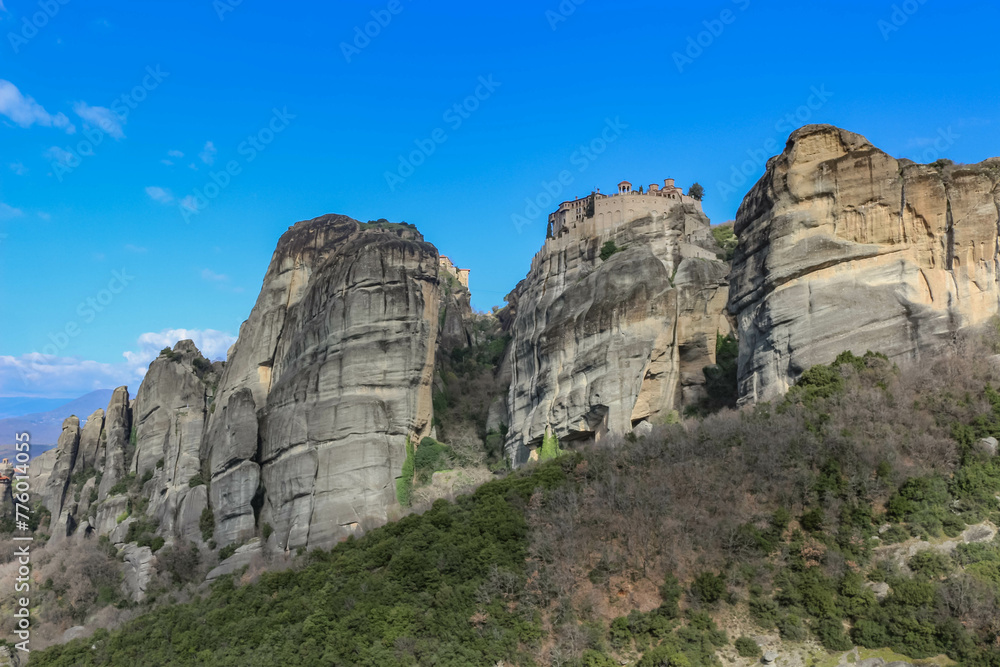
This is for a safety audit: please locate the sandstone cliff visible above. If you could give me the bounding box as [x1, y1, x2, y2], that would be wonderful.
[503, 203, 732, 463]
[23, 215, 470, 588]
[729, 124, 1000, 403]
[204, 215, 443, 550]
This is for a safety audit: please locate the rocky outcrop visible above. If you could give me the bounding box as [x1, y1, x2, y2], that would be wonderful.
[120, 544, 155, 602]
[205, 215, 443, 550]
[75, 408, 104, 473]
[504, 203, 732, 463]
[97, 387, 132, 501]
[41, 417, 80, 537]
[729, 125, 1000, 403]
[132, 341, 217, 541]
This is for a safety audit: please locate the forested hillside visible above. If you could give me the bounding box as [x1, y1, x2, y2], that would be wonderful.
[27, 327, 1000, 666]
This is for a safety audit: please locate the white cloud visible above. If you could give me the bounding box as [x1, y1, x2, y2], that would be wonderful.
[37, 212, 51, 221]
[188, 163, 199, 171]
[199, 141, 217, 165]
[167, 149, 184, 158]
[0, 80, 75, 133]
[180, 195, 199, 212]
[46, 146, 74, 165]
[160, 159, 174, 166]
[124, 243, 147, 253]
[121, 328, 236, 374]
[10, 162, 26, 175]
[73, 102, 125, 140]
[201, 268, 229, 283]
[0, 203, 23, 220]
[0, 329, 237, 398]
[145, 186, 174, 204]
[0, 354, 132, 397]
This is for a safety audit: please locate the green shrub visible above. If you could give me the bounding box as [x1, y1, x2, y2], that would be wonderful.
[396, 437, 415, 506]
[711, 224, 737, 261]
[908, 551, 952, 579]
[777, 614, 808, 641]
[800, 508, 824, 532]
[659, 573, 683, 618]
[188, 472, 205, 488]
[539, 429, 563, 462]
[141, 469, 153, 484]
[200, 507, 215, 542]
[734, 636, 760, 658]
[599, 240, 624, 261]
[261, 523, 273, 540]
[690, 571, 726, 604]
[219, 543, 239, 561]
[107, 473, 135, 497]
[815, 618, 853, 651]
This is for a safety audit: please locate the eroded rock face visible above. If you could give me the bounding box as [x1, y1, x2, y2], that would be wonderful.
[205, 215, 442, 550]
[504, 205, 732, 463]
[132, 341, 218, 541]
[76, 409, 105, 473]
[97, 387, 133, 501]
[729, 124, 1000, 403]
[41, 417, 80, 536]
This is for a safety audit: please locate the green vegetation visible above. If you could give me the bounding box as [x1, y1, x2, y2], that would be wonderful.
[396, 437, 416, 506]
[711, 222, 737, 261]
[687, 182, 705, 200]
[539, 429, 563, 462]
[107, 472, 136, 497]
[697, 333, 739, 413]
[32, 459, 572, 667]
[188, 472, 205, 488]
[29, 332, 1000, 667]
[599, 240, 624, 261]
[734, 636, 761, 658]
[200, 506, 215, 542]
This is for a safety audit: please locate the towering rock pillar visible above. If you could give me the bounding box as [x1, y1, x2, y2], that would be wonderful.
[204, 215, 442, 550]
[729, 124, 1000, 403]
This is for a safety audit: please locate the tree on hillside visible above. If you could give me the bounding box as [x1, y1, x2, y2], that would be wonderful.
[687, 182, 705, 200]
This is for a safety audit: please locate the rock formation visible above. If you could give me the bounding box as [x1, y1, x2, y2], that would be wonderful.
[23, 214, 472, 580]
[132, 341, 218, 543]
[204, 215, 445, 550]
[503, 199, 732, 463]
[729, 124, 1000, 403]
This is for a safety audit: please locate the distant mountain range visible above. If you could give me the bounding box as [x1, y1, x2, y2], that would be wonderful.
[0, 389, 114, 459]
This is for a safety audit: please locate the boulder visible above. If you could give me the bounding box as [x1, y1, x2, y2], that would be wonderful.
[120, 544, 155, 602]
[979, 437, 998, 456]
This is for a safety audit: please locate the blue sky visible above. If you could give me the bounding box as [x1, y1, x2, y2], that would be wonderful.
[1, 0, 998, 399]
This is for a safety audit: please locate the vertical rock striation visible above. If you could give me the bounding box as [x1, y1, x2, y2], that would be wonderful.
[204, 215, 442, 550]
[729, 124, 1000, 403]
[503, 202, 732, 464]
